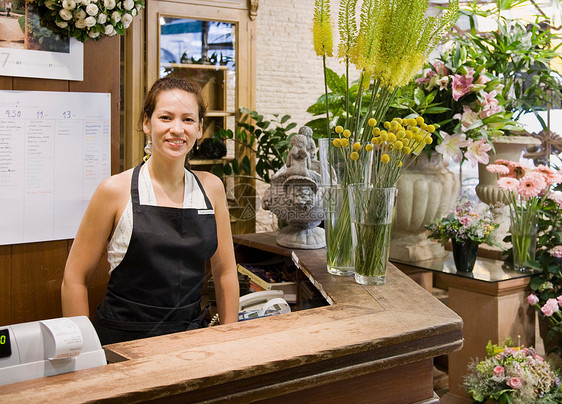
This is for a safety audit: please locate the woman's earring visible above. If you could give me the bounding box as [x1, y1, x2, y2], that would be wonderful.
[143, 140, 152, 162]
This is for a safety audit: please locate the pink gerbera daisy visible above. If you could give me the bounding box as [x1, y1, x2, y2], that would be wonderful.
[536, 165, 562, 186]
[497, 177, 519, 192]
[517, 173, 547, 198]
[486, 164, 510, 175]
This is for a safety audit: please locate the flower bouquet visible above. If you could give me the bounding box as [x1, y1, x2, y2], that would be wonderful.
[425, 199, 500, 271]
[312, 0, 459, 283]
[28, 0, 145, 42]
[464, 339, 562, 403]
[388, 43, 519, 166]
[486, 160, 562, 271]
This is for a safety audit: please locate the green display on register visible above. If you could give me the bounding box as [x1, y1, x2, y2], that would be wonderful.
[0, 329, 11, 358]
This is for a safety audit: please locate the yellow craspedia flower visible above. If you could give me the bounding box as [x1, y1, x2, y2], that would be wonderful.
[335, 125, 344, 134]
[403, 146, 411, 154]
[343, 129, 351, 138]
[368, 118, 377, 127]
[394, 140, 403, 150]
[372, 127, 381, 136]
[381, 154, 390, 164]
[420, 123, 428, 131]
[408, 118, 417, 127]
[396, 130, 406, 139]
[380, 132, 388, 141]
[371, 137, 379, 145]
[388, 133, 397, 143]
[365, 144, 374, 152]
[384, 121, 391, 130]
[405, 130, 413, 139]
[350, 151, 359, 160]
[414, 134, 423, 143]
[353, 142, 361, 151]
[312, 0, 333, 57]
[390, 121, 400, 132]
[332, 138, 341, 147]
[424, 136, 433, 144]
[411, 126, 421, 135]
[340, 138, 350, 147]
[392, 117, 403, 125]
[395, 160, 403, 167]
[427, 124, 436, 133]
[416, 116, 424, 125]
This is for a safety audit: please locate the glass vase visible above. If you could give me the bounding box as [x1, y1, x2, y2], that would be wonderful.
[510, 208, 538, 272]
[348, 185, 397, 285]
[451, 238, 479, 272]
[321, 186, 354, 276]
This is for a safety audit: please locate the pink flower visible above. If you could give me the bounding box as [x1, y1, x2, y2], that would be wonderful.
[432, 61, 449, 76]
[459, 217, 470, 226]
[548, 192, 562, 208]
[487, 164, 510, 175]
[452, 74, 474, 101]
[493, 365, 504, 376]
[507, 377, 522, 389]
[557, 295, 562, 306]
[497, 177, 519, 192]
[546, 298, 559, 312]
[464, 139, 492, 167]
[454, 105, 480, 132]
[550, 246, 562, 258]
[478, 90, 502, 118]
[479, 103, 502, 119]
[542, 304, 554, 317]
[517, 173, 547, 198]
[435, 133, 469, 163]
[536, 165, 562, 186]
[437, 76, 449, 91]
[527, 294, 539, 305]
[475, 73, 491, 85]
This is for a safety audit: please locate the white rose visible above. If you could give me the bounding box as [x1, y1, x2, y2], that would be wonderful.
[74, 9, 86, 19]
[56, 21, 68, 28]
[97, 13, 107, 24]
[59, 9, 73, 20]
[84, 16, 96, 27]
[123, 0, 134, 10]
[81, 0, 91, 5]
[45, 0, 56, 10]
[75, 19, 86, 29]
[104, 24, 116, 36]
[62, 0, 76, 10]
[131, 8, 137, 17]
[89, 31, 100, 39]
[104, 0, 116, 10]
[122, 13, 133, 28]
[111, 11, 121, 23]
[86, 4, 98, 15]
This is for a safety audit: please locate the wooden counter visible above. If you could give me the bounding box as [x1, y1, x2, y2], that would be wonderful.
[0, 232, 463, 403]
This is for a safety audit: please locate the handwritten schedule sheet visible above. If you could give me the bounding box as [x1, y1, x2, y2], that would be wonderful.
[0, 91, 111, 245]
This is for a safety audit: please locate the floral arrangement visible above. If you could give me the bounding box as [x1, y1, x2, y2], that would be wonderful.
[486, 160, 562, 270]
[28, 0, 145, 42]
[464, 339, 562, 403]
[425, 199, 499, 246]
[312, 0, 459, 171]
[388, 44, 519, 166]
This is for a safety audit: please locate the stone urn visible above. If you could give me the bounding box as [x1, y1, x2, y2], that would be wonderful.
[389, 152, 460, 261]
[476, 136, 541, 246]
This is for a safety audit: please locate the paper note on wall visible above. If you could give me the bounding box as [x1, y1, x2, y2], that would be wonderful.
[40, 318, 84, 360]
[0, 90, 111, 245]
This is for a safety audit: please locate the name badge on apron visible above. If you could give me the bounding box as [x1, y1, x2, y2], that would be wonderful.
[198, 209, 214, 215]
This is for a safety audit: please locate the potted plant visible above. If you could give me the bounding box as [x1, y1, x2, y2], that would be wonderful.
[425, 199, 501, 272]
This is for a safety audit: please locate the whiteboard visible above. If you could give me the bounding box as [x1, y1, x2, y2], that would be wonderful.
[0, 91, 111, 245]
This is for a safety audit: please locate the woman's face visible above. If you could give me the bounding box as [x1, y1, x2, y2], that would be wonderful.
[143, 89, 203, 161]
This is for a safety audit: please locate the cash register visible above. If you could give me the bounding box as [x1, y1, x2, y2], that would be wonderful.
[0, 316, 106, 386]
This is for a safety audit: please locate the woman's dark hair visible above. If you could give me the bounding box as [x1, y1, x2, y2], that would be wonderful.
[139, 76, 207, 130]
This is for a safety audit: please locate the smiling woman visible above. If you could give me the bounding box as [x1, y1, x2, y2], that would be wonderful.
[61, 77, 240, 345]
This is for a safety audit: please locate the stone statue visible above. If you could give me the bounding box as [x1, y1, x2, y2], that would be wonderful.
[262, 128, 325, 249]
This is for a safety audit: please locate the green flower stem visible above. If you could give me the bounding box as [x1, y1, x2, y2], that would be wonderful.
[324, 187, 353, 270]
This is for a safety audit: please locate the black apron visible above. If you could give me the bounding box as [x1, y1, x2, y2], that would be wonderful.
[92, 163, 218, 345]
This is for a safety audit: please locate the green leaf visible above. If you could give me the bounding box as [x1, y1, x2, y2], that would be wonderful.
[241, 156, 251, 174]
[423, 107, 451, 114]
[280, 114, 291, 124]
[326, 67, 347, 94]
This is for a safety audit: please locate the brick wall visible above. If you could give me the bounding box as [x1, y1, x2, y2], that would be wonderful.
[255, 0, 347, 130]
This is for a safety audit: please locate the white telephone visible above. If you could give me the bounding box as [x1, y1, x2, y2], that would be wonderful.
[238, 290, 291, 321]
